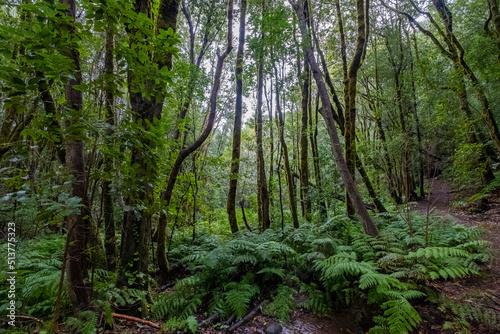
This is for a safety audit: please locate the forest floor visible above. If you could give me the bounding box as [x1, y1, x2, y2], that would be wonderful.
[411, 178, 500, 334]
[112, 179, 500, 334]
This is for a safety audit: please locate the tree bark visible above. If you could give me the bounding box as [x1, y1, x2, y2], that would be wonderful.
[311, 92, 327, 218]
[299, 49, 312, 221]
[103, 27, 116, 271]
[119, 0, 181, 293]
[227, 0, 246, 234]
[345, 0, 368, 216]
[256, 21, 271, 230]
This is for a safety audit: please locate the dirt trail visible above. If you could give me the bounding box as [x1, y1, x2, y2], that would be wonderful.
[414, 178, 454, 214]
[413, 178, 500, 333]
[415, 178, 500, 276]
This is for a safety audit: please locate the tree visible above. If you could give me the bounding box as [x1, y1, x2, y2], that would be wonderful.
[227, 0, 247, 234]
[156, 0, 234, 283]
[290, 0, 378, 236]
[119, 0, 181, 292]
[60, 0, 93, 313]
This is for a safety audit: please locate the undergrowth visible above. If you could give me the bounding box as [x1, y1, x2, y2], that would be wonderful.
[151, 212, 492, 334]
[0, 212, 493, 334]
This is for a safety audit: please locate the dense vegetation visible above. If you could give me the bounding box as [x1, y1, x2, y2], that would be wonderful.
[1, 0, 500, 333]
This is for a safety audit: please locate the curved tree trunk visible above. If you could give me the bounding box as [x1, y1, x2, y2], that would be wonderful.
[291, 0, 378, 236]
[157, 0, 234, 283]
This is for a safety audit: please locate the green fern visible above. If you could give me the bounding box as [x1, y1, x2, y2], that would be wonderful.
[161, 315, 198, 333]
[257, 267, 285, 279]
[299, 283, 332, 315]
[224, 277, 260, 319]
[65, 310, 98, 334]
[381, 298, 421, 334]
[263, 285, 296, 321]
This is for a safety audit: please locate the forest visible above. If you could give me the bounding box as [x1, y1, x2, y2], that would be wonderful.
[1, 0, 500, 333]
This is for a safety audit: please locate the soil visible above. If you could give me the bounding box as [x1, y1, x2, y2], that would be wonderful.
[109, 178, 500, 334]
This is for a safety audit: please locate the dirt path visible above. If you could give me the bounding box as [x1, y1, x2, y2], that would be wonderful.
[413, 178, 500, 333]
[415, 178, 500, 277]
[414, 178, 454, 214]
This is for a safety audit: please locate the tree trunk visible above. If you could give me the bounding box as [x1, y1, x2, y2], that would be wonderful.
[256, 25, 270, 230]
[227, 0, 246, 234]
[157, 0, 234, 283]
[311, 92, 327, 218]
[357, 155, 387, 213]
[407, 37, 426, 198]
[265, 79, 275, 210]
[345, 0, 368, 216]
[291, 0, 378, 236]
[103, 27, 116, 271]
[299, 54, 312, 221]
[60, 0, 93, 313]
[119, 0, 181, 293]
[274, 65, 299, 229]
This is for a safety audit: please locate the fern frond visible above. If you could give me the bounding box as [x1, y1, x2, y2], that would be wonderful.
[224, 280, 259, 319]
[382, 298, 421, 334]
[257, 267, 285, 279]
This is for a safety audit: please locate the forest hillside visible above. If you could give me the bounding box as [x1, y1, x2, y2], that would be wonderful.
[1, 0, 500, 333]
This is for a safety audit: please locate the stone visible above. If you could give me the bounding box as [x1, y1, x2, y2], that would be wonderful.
[264, 322, 283, 334]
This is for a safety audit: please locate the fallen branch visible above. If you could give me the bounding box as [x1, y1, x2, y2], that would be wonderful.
[198, 312, 219, 328]
[14, 315, 44, 324]
[221, 313, 235, 327]
[228, 301, 266, 332]
[111, 313, 160, 329]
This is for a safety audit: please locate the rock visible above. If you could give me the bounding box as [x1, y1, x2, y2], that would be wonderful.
[264, 322, 283, 334]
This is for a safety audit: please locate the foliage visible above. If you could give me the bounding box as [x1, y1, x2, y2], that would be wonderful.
[1, 0, 500, 333]
[149, 212, 491, 334]
[0, 235, 68, 319]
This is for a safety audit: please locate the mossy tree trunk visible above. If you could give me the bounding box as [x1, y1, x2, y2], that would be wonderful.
[227, 0, 247, 234]
[119, 0, 181, 292]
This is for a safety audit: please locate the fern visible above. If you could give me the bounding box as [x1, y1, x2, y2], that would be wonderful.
[434, 292, 500, 331]
[359, 272, 401, 290]
[224, 277, 259, 319]
[299, 283, 332, 315]
[263, 285, 296, 321]
[65, 310, 98, 334]
[407, 246, 470, 259]
[257, 267, 285, 279]
[161, 315, 198, 333]
[381, 298, 421, 334]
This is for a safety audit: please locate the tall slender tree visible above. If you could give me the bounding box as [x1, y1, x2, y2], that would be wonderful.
[59, 0, 92, 312]
[227, 0, 247, 234]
